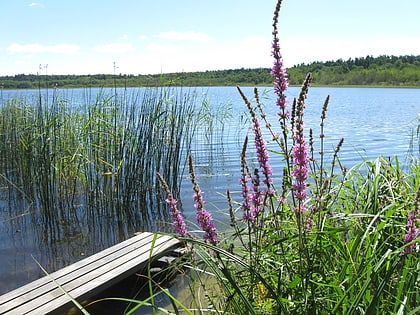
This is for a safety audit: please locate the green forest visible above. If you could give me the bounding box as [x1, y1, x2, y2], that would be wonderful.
[1, 54, 419, 89]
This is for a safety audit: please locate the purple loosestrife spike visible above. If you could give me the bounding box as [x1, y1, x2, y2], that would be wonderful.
[157, 173, 189, 237]
[305, 215, 316, 231]
[291, 127, 310, 213]
[253, 118, 273, 186]
[250, 168, 264, 219]
[240, 137, 253, 220]
[291, 74, 312, 213]
[271, 0, 289, 118]
[237, 86, 273, 190]
[403, 210, 420, 255]
[188, 154, 218, 245]
[403, 188, 419, 255]
[403, 209, 419, 255]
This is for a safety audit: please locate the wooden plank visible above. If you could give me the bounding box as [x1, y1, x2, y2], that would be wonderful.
[33, 234, 180, 315]
[1, 232, 155, 307]
[0, 232, 157, 313]
[4, 232, 180, 314]
[0, 232, 181, 315]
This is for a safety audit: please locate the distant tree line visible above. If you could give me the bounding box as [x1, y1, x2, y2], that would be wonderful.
[0, 68, 272, 89]
[0, 55, 419, 89]
[287, 55, 420, 86]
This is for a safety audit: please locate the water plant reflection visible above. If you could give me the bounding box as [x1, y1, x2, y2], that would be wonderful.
[0, 87, 215, 293]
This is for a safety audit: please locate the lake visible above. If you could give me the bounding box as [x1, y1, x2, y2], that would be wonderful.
[0, 86, 419, 300]
[182, 86, 420, 224]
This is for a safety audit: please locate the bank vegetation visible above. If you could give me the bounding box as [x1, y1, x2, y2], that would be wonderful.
[1, 54, 419, 89]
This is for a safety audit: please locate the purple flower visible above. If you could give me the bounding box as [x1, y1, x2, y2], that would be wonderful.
[403, 208, 419, 255]
[250, 169, 264, 220]
[165, 197, 188, 237]
[271, 26, 289, 117]
[192, 188, 218, 245]
[237, 89, 274, 223]
[290, 74, 312, 214]
[157, 173, 189, 237]
[189, 154, 218, 245]
[291, 124, 309, 213]
[253, 117, 273, 186]
[305, 215, 316, 230]
[277, 196, 287, 204]
[237, 87, 274, 190]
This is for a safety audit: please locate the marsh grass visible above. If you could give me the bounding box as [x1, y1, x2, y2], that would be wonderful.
[0, 86, 208, 238]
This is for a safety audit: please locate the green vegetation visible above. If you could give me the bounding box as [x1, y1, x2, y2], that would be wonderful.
[0, 87, 213, 236]
[1, 54, 419, 89]
[152, 78, 420, 314]
[288, 55, 420, 87]
[145, 1, 420, 314]
[1, 0, 419, 313]
[167, 90, 420, 314]
[0, 68, 272, 89]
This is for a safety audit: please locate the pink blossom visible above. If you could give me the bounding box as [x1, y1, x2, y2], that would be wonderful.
[157, 173, 189, 237]
[403, 208, 419, 255]
[189, 154, 218, 245]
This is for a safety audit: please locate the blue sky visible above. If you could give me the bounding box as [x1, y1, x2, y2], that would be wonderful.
[1, 0, 419, 75]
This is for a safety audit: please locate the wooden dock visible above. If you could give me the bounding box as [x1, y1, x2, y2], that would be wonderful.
[0, 232, 182, 314]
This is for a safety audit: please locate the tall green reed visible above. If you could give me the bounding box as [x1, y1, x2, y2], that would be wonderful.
[0, 86, 206, 240]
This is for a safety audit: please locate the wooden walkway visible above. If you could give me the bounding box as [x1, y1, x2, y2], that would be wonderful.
[0, 232, 182, 315]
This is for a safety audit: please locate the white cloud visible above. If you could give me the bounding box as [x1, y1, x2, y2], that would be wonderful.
[28, 2, 42, 7]
[91, 43, 135, 54]
[159, 31, 210, 43]
[0, 36, 281, 75]
[146, 43, 185, 54]
[7, 43, 80, 55]
[238, 36, 271, 60]
[138, 35, 271, 74]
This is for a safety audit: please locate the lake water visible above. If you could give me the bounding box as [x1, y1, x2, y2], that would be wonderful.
[182, 86, 420, 225]
[0, 86, 419, 304]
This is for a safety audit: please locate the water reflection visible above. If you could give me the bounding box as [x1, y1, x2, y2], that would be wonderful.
[0, 86, 201, 295]
[0, 190, 175, 294]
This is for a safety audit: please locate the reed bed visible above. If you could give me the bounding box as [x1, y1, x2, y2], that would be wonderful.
[0, 87, 208, 238]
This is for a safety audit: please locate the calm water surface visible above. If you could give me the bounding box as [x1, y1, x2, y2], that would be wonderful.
[182, 86, 420, 223]
[0, 86, 419, 304]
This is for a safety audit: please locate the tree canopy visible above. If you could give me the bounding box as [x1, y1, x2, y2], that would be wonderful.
[0, 55, 419, 89]
[287, 55, 420, 87]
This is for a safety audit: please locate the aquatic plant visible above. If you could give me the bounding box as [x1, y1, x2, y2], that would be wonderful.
[188, 154, 218, 245]
[156, 0, 420, 313]
[157, 172, 189, 237]
[0, 86, 206, 243]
